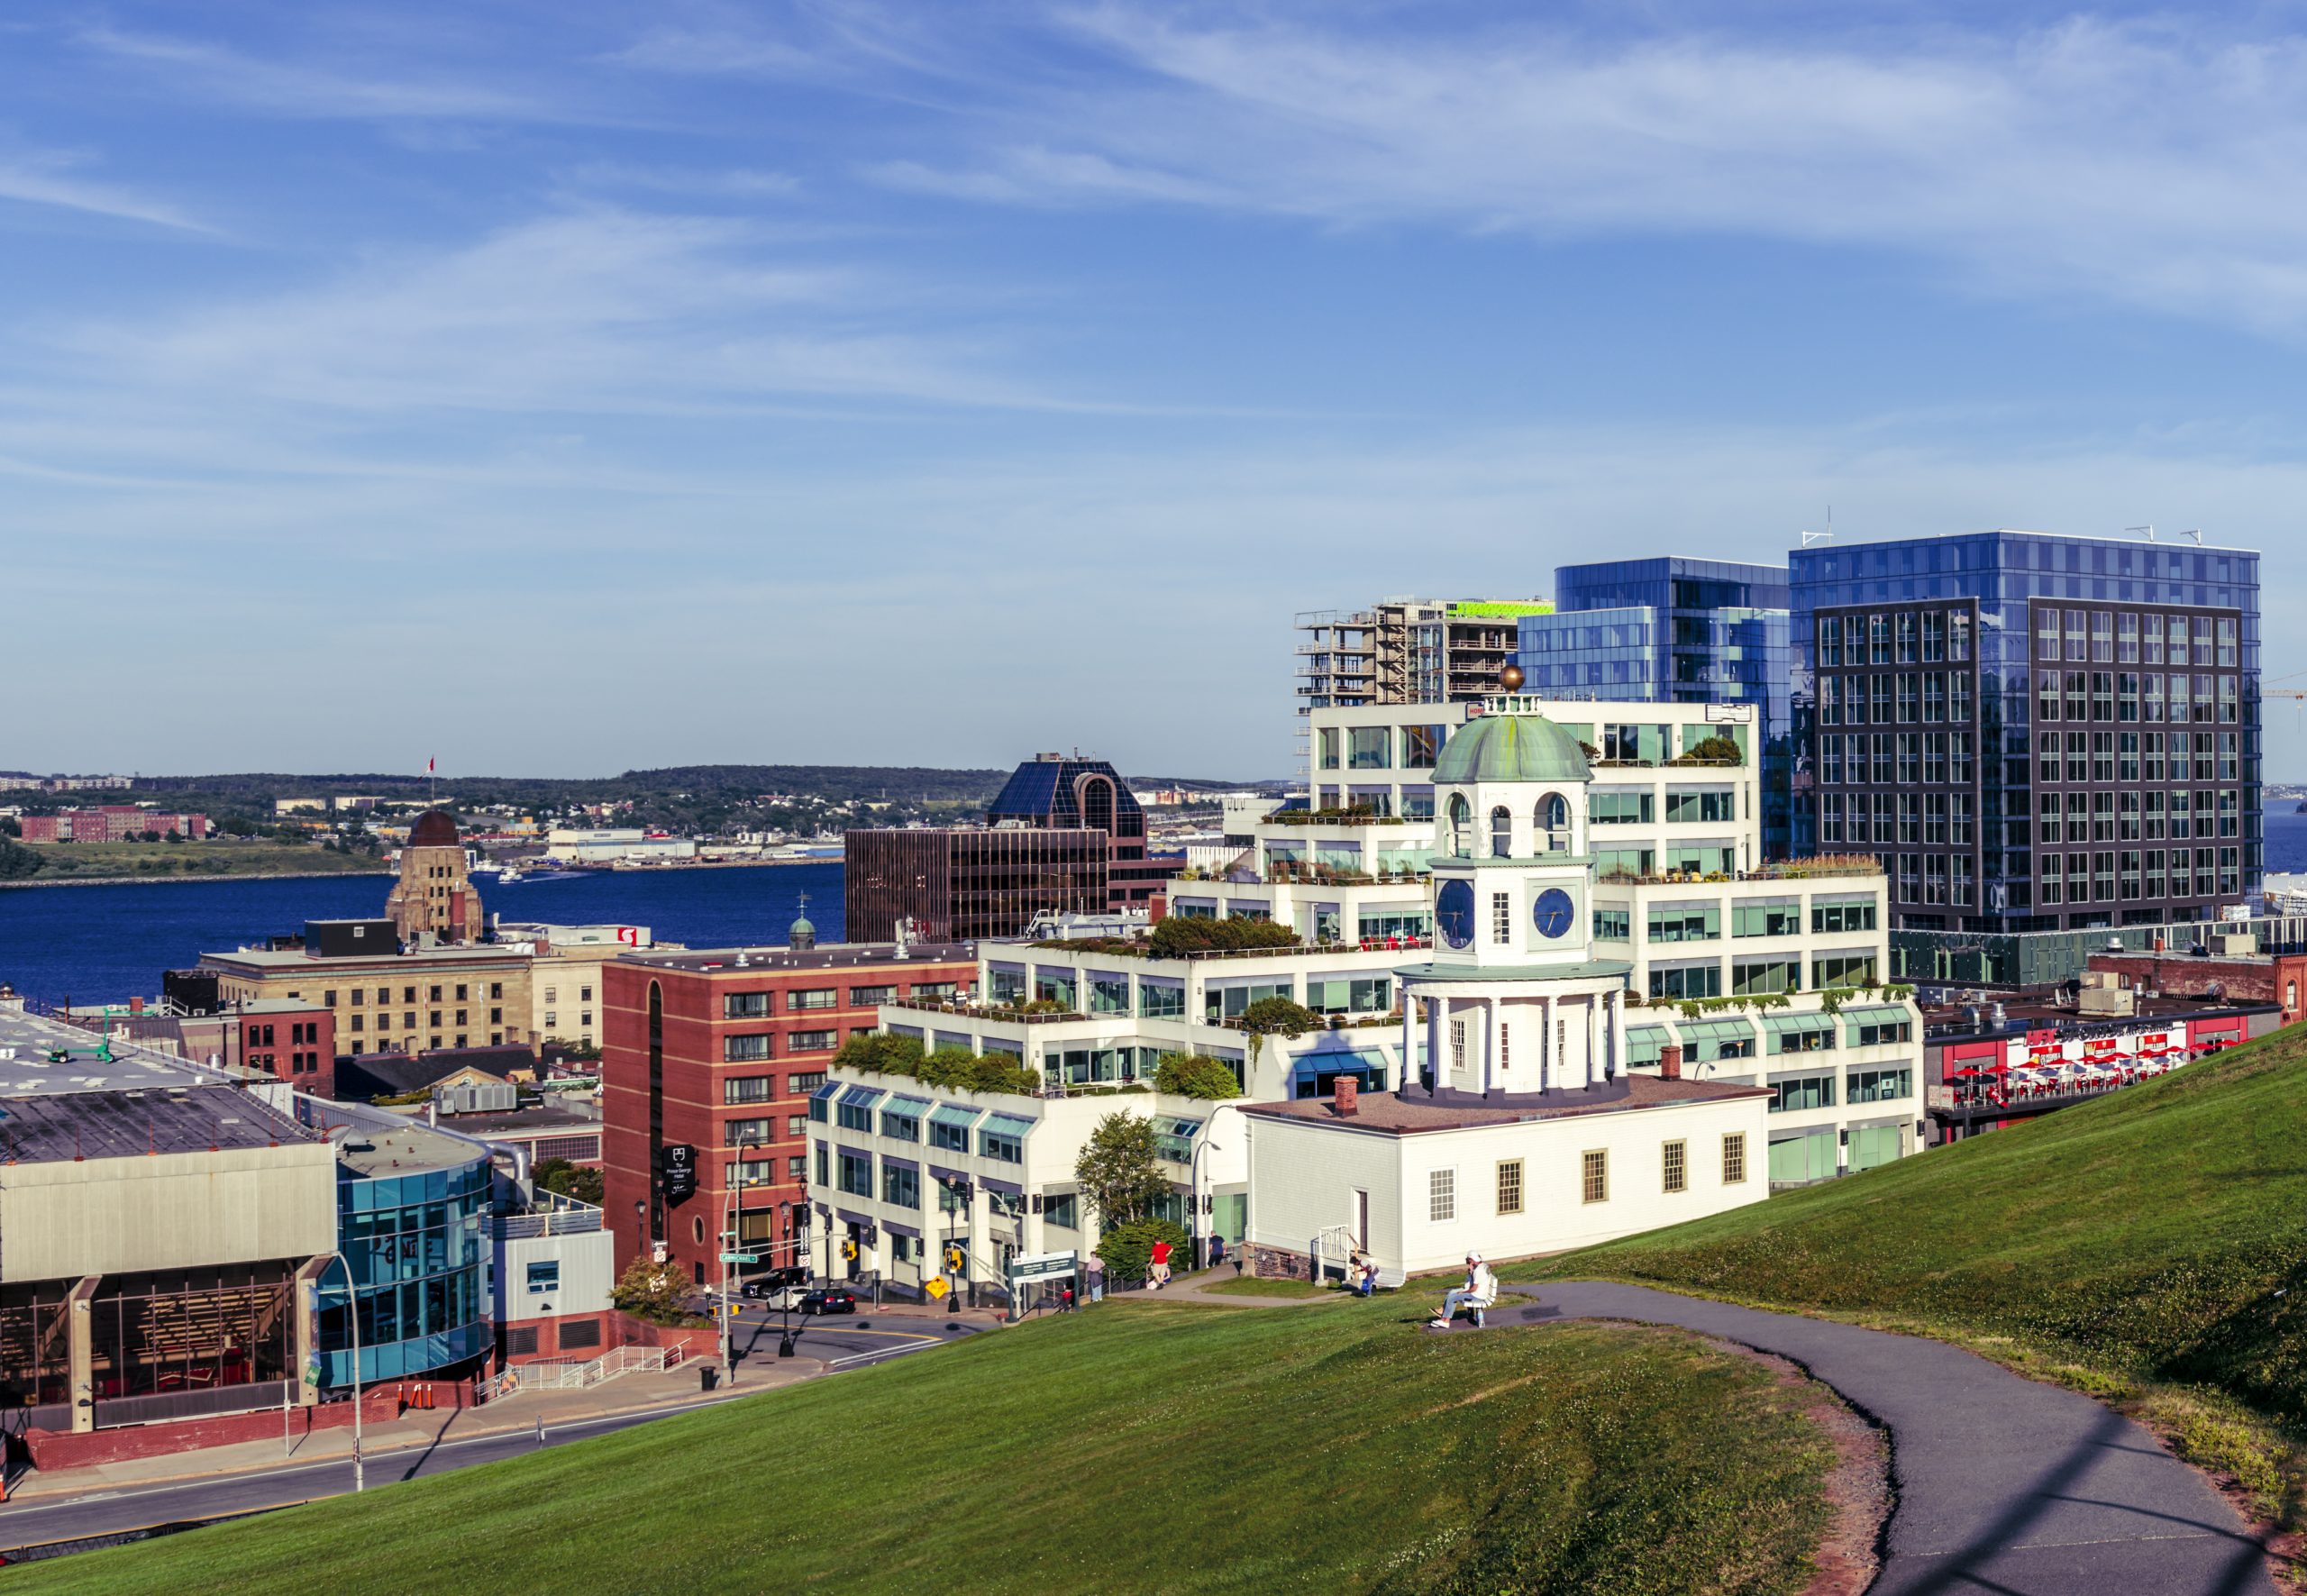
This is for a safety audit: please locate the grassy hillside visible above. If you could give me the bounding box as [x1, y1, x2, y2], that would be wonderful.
[3, 840, 388, 884]
[1516, 1027, 2307, 1512]
[19, 1302, 1838, 1596]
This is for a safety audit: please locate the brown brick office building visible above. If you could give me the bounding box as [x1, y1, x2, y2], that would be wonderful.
[600, 939, 977, 1286]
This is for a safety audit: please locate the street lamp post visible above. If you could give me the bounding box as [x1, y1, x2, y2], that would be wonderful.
[1189, 1136, 1225, 1271]
[313, 1252, 365, 1494]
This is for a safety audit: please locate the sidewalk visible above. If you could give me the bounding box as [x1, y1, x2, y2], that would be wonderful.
[5, 1361, 814, 1505]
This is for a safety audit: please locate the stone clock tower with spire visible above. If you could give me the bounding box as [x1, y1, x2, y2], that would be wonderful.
[1400, 700, 1635, 1099]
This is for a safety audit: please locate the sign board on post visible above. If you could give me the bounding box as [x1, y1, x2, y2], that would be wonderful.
[718, 1252, 758, 1264]
[660, 1144, 698, 1205]
[925, 1278, 950, 1300]
[1007, 1251, 1077, 1284]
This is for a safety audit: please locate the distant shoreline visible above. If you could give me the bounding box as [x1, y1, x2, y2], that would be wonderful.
[0, 868, 396, 890]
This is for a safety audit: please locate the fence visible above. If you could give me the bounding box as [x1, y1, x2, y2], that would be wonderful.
[479, 1343, 687, 1403]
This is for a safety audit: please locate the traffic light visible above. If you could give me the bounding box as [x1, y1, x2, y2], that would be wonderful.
[944, 1245, 965, 1274]
[840, 1239, 858, 1262]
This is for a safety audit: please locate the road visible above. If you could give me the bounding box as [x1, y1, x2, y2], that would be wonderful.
[0, 1312, 975, 1564]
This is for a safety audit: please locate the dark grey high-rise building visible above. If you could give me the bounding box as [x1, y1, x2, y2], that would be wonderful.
[1789, 530, 2260, 933]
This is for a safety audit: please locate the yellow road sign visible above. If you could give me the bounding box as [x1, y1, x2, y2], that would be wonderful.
[926, 1277, 950, 1300]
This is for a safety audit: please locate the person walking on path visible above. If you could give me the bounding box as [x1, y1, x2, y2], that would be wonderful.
[1429, 1253, 1497, 1328]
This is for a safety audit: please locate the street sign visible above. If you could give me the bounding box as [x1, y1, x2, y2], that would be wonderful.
[925, 1277, 949, 1300]
[1007, 1250, 1077, 1283]
[302, 1353, 322, 1387]
[719, 1252, 758, 1264]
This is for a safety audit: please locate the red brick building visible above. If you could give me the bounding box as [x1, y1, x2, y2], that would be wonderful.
[19, 807, 209, 843]
[601, 938, 977, 1287]
[2087, 948, 2307, 1027]
[232, 999, 336, 1097]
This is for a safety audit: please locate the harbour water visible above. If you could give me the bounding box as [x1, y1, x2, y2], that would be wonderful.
[0, 862, 844, 1007]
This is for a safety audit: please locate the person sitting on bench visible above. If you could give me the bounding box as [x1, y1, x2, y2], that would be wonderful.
[1429, 1252, 1498, 1329]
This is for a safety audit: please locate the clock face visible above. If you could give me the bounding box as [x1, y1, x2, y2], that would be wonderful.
[1436, 880, 1475, 949]
[1532, 888, 1576, 940]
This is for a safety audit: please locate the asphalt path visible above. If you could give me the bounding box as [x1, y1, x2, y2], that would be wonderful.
[1498, 1282, 2275, 1596]
[0, 1314, 974, 1564]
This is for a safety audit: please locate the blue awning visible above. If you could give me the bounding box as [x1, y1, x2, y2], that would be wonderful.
[886, 1094, 933, 1112]
[981, 1112, 1035, 1138]
[838, 1084, 886, 1108]
[1289, 1047, 1386, 1078]
[929, 1103, 983, 1129]
[810, 1081, 842, 1103]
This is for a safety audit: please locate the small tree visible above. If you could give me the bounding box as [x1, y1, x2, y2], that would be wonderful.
[1154, 1053, 1242, 1100]
[534, 1157, 606, 1205]
[1074, 1110, 1167, 1228]
[1094, 1218, 1190, 1285]
[610, 1257, 692, 1326]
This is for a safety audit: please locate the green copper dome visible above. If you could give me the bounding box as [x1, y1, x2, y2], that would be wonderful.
[1430, 715, 1591, 786]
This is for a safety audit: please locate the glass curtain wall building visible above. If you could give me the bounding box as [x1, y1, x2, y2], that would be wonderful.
[317, 1136, 493, 1386]
[1517, 558, 1792, 858]
[1789, 531, 2260, 933]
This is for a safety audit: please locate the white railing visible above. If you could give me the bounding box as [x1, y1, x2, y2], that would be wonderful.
[480, 1342, 688, 1401]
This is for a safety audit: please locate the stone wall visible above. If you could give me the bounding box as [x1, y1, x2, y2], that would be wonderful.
[1247, 1244, 1313, 1282]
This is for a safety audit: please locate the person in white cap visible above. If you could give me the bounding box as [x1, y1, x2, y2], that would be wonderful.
[1430, 1252, 1498, 1329]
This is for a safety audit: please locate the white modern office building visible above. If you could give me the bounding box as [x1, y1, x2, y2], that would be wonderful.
[1241, 711, 1785, 1279]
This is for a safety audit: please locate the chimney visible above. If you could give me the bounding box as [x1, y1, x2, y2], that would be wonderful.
[1334, 1077, 1359, 1117]
[1659, 1043, 1684, 1081]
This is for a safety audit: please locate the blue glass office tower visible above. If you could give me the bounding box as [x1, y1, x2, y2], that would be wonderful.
[1518, 558, 1792, 857]
[1789, 531, 2260, 934]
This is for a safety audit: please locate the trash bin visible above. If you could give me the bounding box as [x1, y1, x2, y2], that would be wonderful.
[699, 1365, 719, 1392]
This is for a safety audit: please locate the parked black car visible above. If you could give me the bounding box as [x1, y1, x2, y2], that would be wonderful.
[798, 1287, 858, 1316]
[740, 1266, 810, 1300]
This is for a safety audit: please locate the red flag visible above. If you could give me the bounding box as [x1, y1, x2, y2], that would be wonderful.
[427, 757, 435, 774]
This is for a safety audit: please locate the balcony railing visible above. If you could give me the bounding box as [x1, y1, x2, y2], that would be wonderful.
[492, 1189, 605, 1240]
[888, 998, 1090, 1024]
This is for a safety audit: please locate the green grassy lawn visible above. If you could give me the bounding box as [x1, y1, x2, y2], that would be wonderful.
[18, 1303, 1837, 1596]
[14, 841, 387, 882]
[1517, 1028, 2307, 1512]
[1197, 1274, 1333, 1298]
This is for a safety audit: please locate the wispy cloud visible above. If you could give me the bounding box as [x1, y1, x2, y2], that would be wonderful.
[32, 206, 1116, 419]
[562, 161, 801, 199]
[810, 9, 2307, 336]
[0, 148, 208, 232]
[75, 23, 571, 122]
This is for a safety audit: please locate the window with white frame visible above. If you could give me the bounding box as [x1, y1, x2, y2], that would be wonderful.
[1429, 1167, 1455, 1222]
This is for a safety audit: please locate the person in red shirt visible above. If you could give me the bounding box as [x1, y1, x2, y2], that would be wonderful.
[1149, 1239, 1173, 1290]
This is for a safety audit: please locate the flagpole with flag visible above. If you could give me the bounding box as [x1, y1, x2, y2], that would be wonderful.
[427, 756, 435, 806]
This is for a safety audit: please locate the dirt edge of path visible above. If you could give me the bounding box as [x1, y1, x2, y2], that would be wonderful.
[1691, 1333, 1890, 1596]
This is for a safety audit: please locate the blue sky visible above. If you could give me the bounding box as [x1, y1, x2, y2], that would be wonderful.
[5, 2, 2303, 780]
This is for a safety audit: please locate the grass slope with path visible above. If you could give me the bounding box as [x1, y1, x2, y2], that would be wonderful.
[14, 1301, 1840, 1596]
[1518, 1027, 2307, 1519]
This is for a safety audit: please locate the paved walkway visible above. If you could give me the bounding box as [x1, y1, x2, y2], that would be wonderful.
[1478, 1282, 2275, 1596]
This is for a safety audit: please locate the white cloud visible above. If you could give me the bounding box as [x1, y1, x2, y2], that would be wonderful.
[0, 149, 207, 232]
[828, 8, 2307, 336]
[41, 207, 1087, 416]
[75, 23, 570, 122]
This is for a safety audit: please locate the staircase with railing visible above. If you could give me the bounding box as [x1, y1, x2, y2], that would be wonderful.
[478, 1342, 688, 1403]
